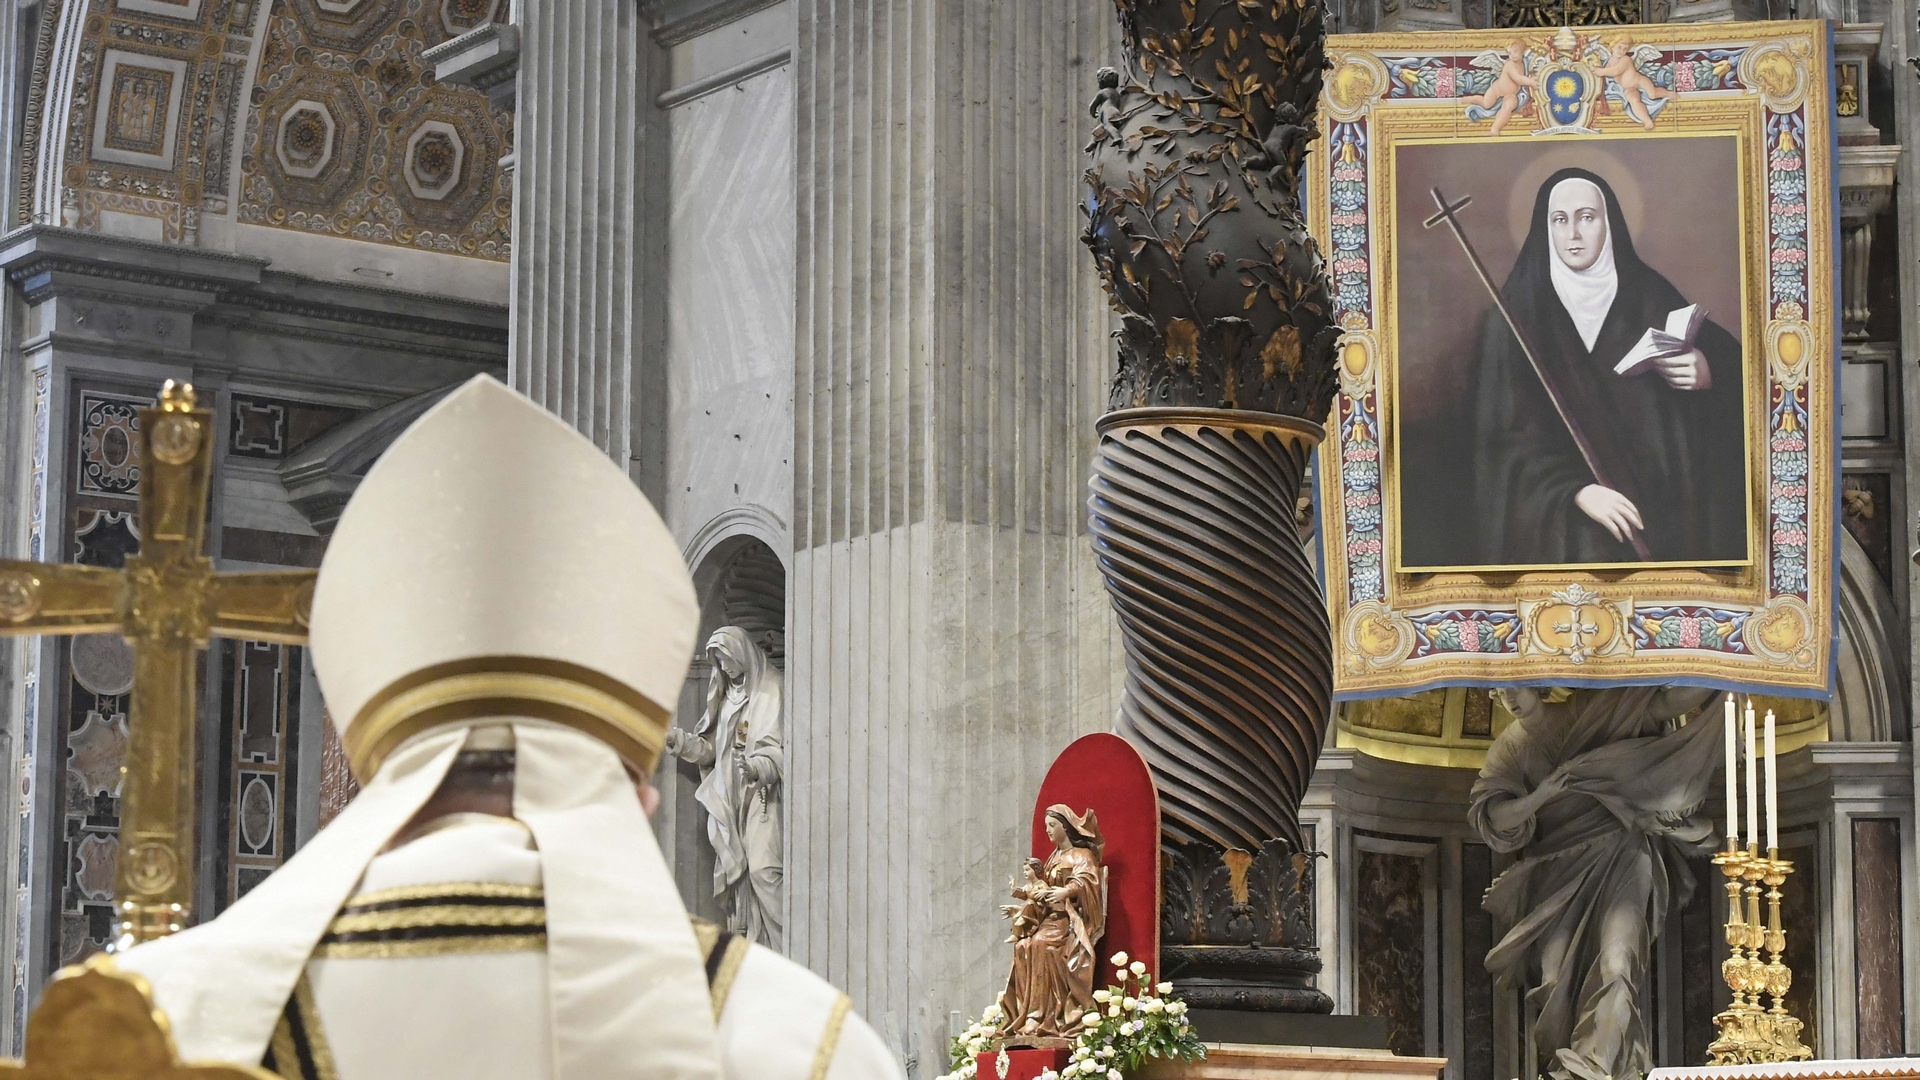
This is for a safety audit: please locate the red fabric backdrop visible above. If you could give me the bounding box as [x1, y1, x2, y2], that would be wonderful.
[975, 1048, 1069, 1080]
[1030, 732, 1160, 990]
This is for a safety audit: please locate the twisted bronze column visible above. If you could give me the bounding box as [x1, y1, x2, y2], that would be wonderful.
[1091, 410, 1327, 852]
[1084, 0, 1340, 1013]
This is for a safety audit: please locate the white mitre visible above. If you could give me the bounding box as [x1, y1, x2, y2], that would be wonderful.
[118, 376, 899, 1080]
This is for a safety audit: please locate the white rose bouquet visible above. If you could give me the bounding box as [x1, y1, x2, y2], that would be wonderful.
[939, 1003, 1006, 1080]
[1038, 953, 1206, 1080]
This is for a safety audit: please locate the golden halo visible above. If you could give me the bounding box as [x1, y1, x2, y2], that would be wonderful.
[1505, 143, 1647, 252]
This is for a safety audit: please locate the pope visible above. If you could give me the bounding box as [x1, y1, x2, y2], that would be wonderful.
[116, 375, 901, 1080]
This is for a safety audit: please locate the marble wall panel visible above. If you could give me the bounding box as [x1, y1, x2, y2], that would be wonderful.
[51, 385, 154, 969]
[1356, 846, 1428, 1058]
[1462, 842, 1496, 1080]
[212, 641, 302, 910]
[664, 65, 794, 551]
[1780, 841, 1820, 1056]
[1853, 818, 1906, 1056]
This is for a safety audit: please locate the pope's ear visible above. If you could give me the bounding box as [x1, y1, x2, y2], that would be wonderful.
[617, 759, 662, 817]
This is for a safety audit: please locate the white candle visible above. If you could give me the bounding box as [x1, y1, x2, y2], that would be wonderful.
[1765, 709, 1778, 853]
[1744, 699, 1759, 848]
[1724, 695, 1738, 846]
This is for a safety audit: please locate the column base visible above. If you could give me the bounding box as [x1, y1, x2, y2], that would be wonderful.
[1164, 945, 1335, 1014]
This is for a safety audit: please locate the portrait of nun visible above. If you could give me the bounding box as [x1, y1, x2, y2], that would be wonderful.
[1464, 167, 1747, 567]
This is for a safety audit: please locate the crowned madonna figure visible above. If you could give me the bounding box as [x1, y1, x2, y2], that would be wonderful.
[114, 376, 902, 1080]
[995, 805, 1106, 1044]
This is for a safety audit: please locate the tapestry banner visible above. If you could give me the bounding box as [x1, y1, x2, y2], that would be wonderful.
[1314, 22, 1837, 698]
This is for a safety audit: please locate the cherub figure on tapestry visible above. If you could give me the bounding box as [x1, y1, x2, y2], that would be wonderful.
[1464, 41, 1537, 137]
[1595, 36, 1675, 130]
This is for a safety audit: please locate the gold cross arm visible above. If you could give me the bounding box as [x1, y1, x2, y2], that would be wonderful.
[206, 573, 317, 645]
[0, 563, 123, 632]
[0, 382, 316, 947]
[0, 568, 315, 642]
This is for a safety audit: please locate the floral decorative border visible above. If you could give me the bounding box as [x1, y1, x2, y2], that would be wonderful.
[1314, 22, 1835, 699]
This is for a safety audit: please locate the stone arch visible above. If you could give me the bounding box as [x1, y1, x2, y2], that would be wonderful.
[682, 504, 789, 665]
[1831, 527, 1908, 742]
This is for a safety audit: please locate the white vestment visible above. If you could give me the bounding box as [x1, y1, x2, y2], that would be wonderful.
[282, 816, 896, 1080]
[120, 726, 902, 1080]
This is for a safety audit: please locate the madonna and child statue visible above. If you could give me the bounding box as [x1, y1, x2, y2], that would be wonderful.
[994, 805, 1107, 1044]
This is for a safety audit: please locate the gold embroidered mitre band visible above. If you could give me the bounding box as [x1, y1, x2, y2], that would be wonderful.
[346, 657, 674, 780]
[309, 376, 697, 780]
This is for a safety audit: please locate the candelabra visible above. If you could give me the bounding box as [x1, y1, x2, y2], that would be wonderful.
[1707, 841, 1813, 1065]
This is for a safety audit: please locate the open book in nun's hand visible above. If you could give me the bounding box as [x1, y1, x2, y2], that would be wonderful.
[1614, 304, 1707, 376]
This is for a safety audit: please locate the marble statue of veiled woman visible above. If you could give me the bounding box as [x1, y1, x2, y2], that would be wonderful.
[1470, 685, 1724, 1080]
[997, 806, 1107, 1043]
[664, 626, 784, 948]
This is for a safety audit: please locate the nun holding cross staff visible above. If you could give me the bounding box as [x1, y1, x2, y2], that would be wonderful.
[1425, 169, 1747, 568]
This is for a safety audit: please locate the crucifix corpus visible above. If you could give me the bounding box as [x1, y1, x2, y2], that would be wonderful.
[1423, 187, 1656, 563]
[0, 381, 315, 947]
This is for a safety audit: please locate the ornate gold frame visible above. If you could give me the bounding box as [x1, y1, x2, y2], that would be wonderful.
[1314, 22, 1836, 698]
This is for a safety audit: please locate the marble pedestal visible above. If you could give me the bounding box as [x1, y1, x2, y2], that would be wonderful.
[1138, 1045, 1447, 1080]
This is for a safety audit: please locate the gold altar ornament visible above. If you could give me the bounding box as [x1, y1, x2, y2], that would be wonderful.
[0, 381, 315, 947]
[0, 955, 274, 1080]
[1707, 842, 1812, 1065]
[1710, 695, 1809, 1064]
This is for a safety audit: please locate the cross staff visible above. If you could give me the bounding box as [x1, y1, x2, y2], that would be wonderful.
[1423, 187, 1655, 563]
[0, 381, 315, 946]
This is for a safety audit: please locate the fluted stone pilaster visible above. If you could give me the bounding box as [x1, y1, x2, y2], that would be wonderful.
[787, 1, 1124, 1068]
[509, 1, 649, 466]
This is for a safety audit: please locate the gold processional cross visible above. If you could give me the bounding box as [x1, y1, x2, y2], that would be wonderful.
[0, 381, 312, 1078]
[0, 381, 315, 948]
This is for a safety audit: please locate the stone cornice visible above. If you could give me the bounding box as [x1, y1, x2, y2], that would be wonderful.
[1839, 144, 1901, 222]
[647, 0, 788, 46]
[0, 226, 507, 350]
[0, 225, 268, 285]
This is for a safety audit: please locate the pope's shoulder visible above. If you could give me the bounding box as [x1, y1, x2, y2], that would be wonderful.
[707, 927, 903, 1080]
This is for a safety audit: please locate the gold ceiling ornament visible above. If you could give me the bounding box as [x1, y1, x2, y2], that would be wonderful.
[0, 380, 315, 948]
[0, 954, 275, 1079]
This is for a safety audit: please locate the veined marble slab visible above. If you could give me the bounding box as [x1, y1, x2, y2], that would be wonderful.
[1138, 1044, 1448, 1080]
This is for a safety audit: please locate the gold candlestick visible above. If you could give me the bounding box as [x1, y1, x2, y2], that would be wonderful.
[1708, 845, 1812, 1065]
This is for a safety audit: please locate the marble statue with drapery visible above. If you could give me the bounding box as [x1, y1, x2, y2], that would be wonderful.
[1469, 685, 1724, 1080]
[995, 805, 1107, 1044]
[666, 626, 785, 948]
